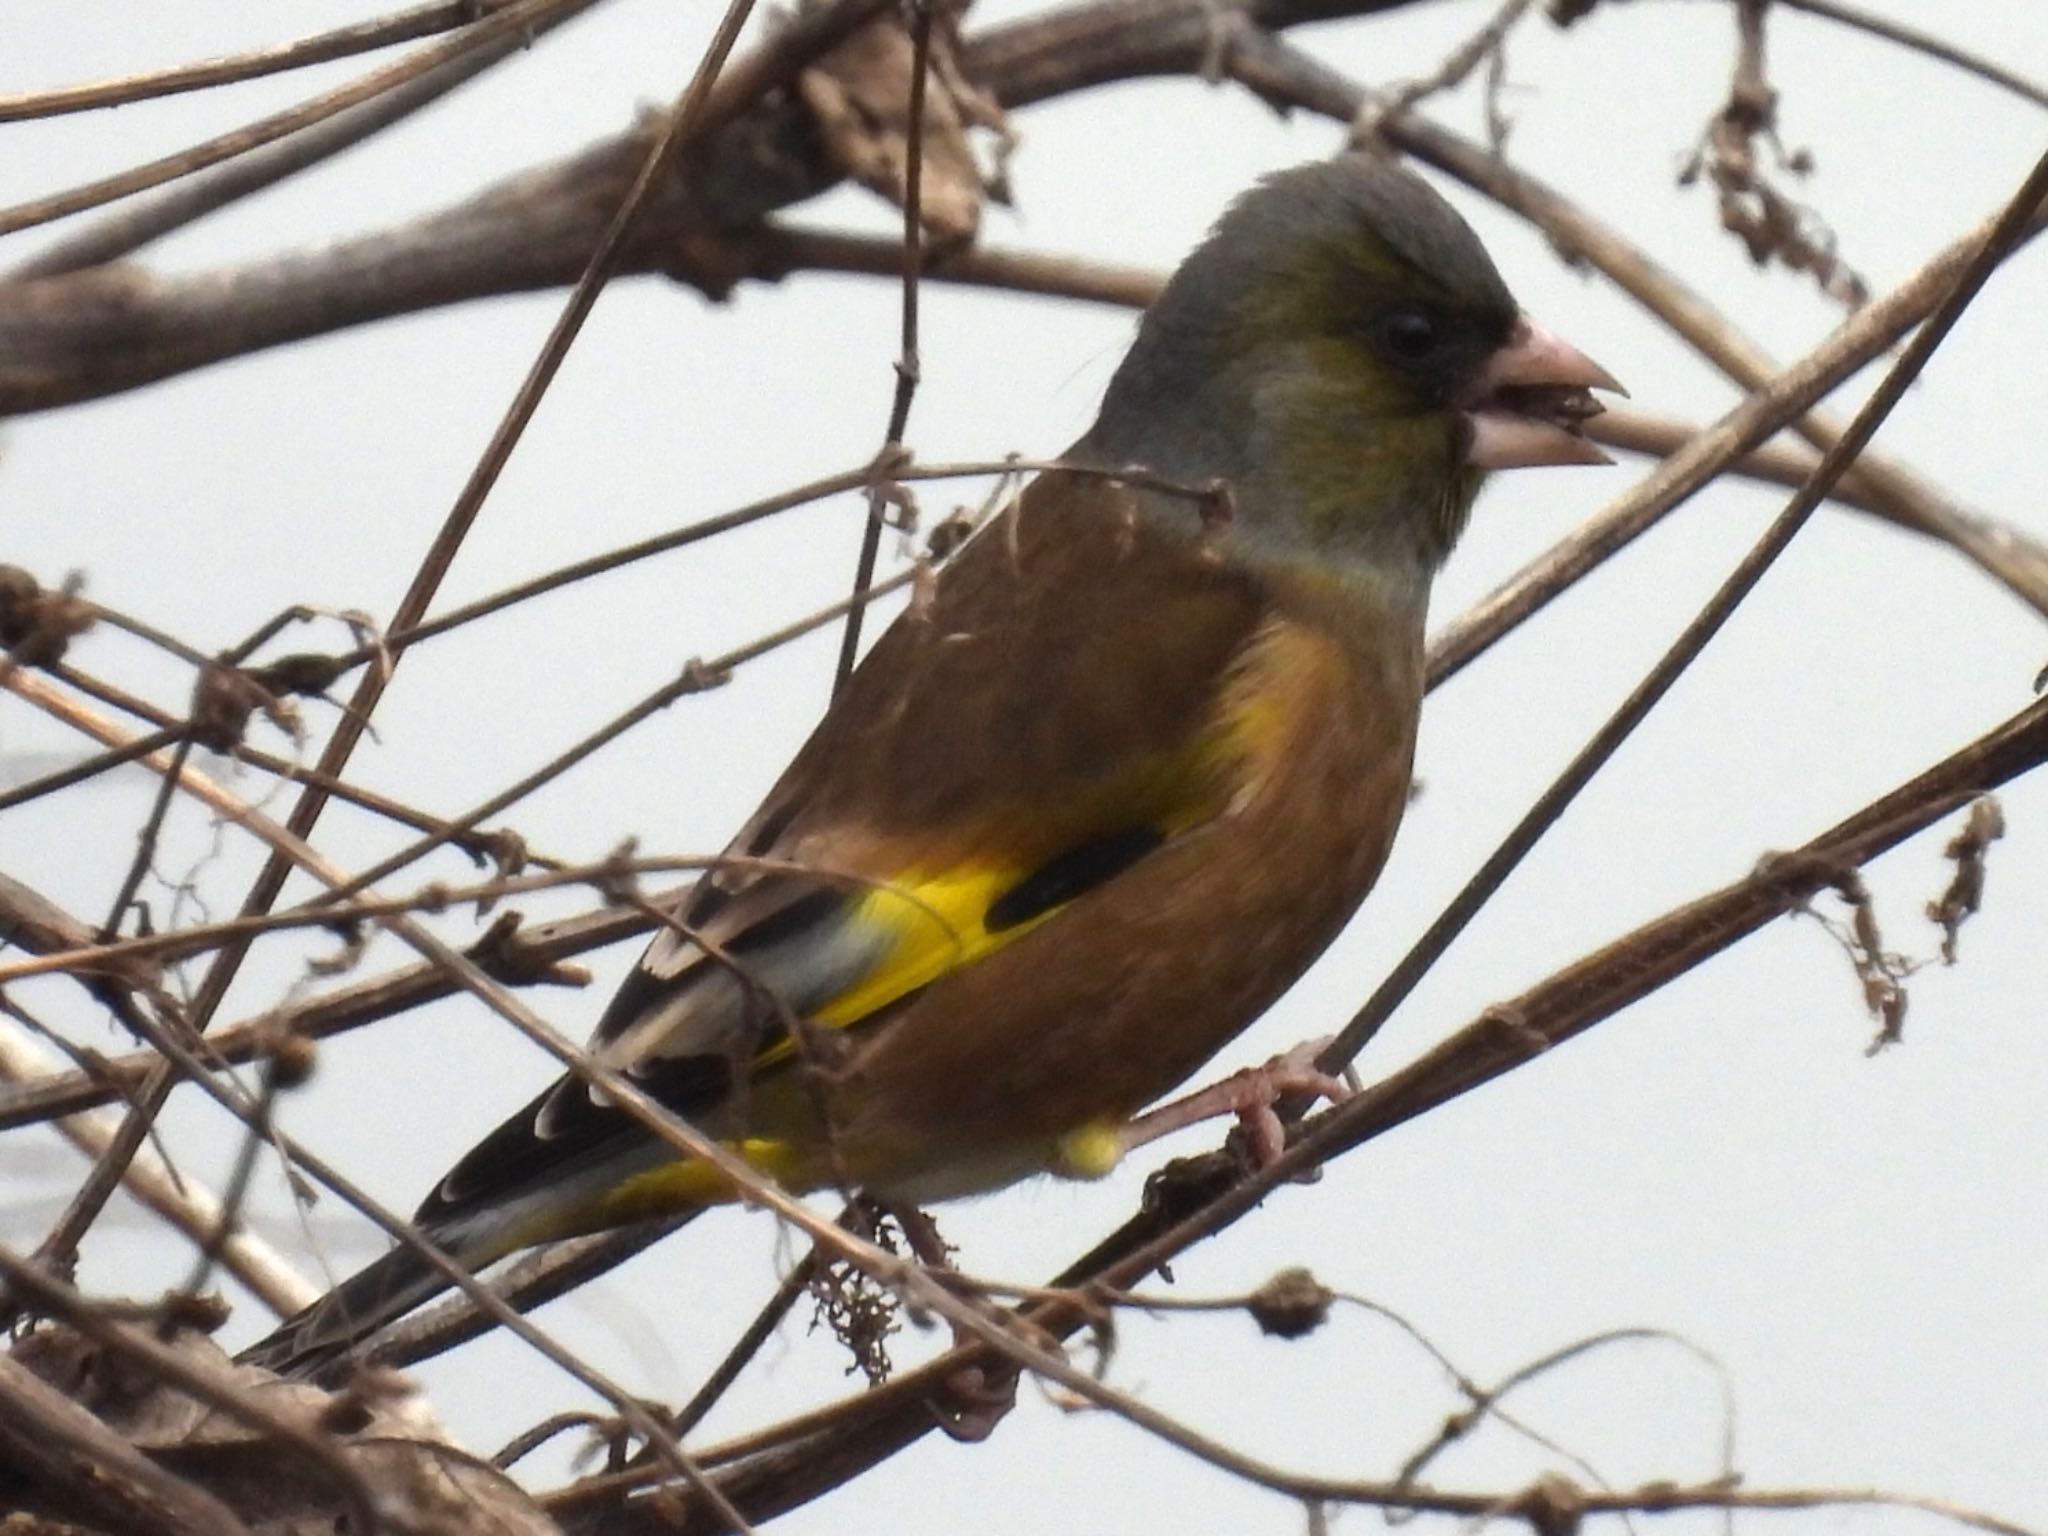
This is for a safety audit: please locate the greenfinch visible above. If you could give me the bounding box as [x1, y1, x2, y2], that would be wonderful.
[243, 152, 1616, 1377]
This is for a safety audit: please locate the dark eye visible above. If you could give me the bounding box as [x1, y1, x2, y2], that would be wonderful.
[1380, 307, 1441, 362]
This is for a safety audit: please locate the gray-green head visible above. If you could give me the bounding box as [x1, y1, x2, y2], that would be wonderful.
[1075, 154, 1618, 582]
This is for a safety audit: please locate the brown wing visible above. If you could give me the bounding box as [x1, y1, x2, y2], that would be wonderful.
[422, 473, 1263, 1222]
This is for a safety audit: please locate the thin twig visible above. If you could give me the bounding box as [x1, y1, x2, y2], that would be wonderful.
[0, 0, 587, 239]
[0, 0, 544, 122]
[8, 3, 606, 281]
[31, 735, 195, 1276]
[835, 0, 937, 693]
[1777, 0, 2048, 111]
[1353, 0, 1536, 146]
[0, 1019, 317, 1317]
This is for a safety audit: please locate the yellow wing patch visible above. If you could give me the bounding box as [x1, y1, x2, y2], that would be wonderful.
[815, 863, 1035, 1027]
[736, 858, 1063, 1079]
[754, 617, 1339, 1063]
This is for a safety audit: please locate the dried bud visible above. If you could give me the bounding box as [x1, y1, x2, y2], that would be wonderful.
[189, 662, 270, 753]
[1246, 1266, 1334, 1340]
[265, 1029, 319, 1090]
[0, 564, 96, 667]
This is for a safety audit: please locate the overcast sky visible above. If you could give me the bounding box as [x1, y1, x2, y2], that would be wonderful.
[5, 3, 2047, 1532]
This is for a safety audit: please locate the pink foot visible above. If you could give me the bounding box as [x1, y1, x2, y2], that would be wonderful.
[927, 1359, 1021, 1443]
[884, 1201, 1022, 1442]
[1122, 1037, 1351, 1169]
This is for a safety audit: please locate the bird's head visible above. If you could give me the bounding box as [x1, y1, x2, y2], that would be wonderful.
[1077, 154, 1620, 584]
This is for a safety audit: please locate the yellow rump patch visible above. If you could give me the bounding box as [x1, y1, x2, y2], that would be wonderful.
[594, 1137, 810, 1222]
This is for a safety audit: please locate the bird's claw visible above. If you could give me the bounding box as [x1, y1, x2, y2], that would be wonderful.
[929, 1358, 1021, 1442]
[1122, 1036, 1350, 1177]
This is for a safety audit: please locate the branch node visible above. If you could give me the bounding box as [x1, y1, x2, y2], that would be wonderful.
[464, 909, 588, 988]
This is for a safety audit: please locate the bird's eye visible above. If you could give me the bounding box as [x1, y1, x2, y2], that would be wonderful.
[1380, 308, 1441, 362]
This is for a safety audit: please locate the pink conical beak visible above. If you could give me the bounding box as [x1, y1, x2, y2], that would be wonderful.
[1462, 315, 1625, 470]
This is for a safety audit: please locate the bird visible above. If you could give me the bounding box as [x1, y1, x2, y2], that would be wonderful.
[241, 151, 1618, 1379]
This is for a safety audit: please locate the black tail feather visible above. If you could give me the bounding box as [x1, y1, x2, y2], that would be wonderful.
[235, 1211, 701, 1384]
[236, 1237, 457, 1383]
